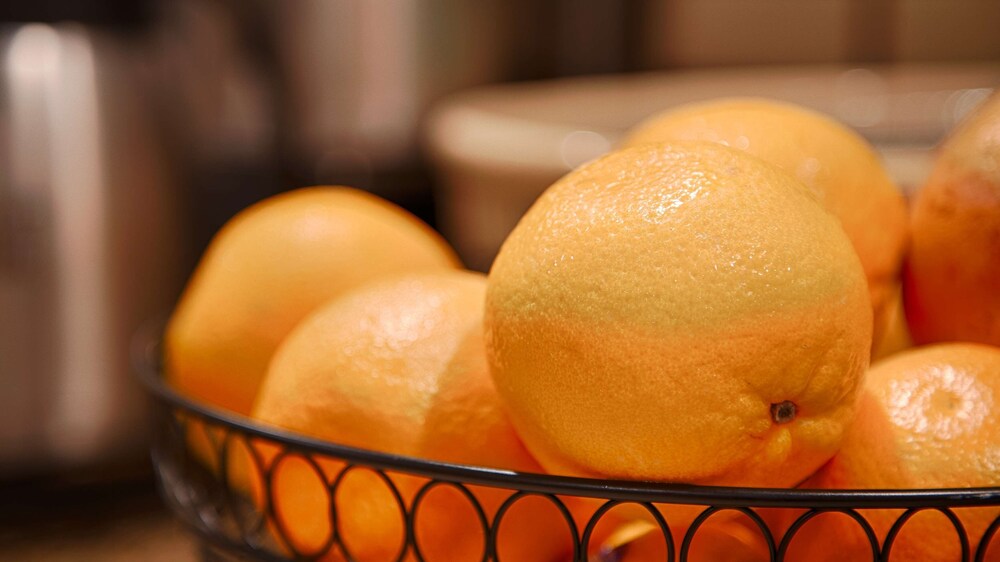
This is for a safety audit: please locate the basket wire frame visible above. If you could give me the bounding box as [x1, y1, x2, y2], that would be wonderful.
[136, 348, 1000, 562]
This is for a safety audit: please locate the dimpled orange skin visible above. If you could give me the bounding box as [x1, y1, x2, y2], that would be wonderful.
[165, 186, 461, 415]
[252, 271, 573, 562]
[904, 92, 1000, 347]
[623, 98, 908, 350]
[485, 141, 873, 487]
[783, 344, 1000, 562]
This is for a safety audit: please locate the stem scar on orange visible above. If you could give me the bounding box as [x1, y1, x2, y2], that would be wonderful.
[485, 141, 872, 488]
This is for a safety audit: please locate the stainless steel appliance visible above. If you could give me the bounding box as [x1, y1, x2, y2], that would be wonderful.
[0, 20, 184, 476]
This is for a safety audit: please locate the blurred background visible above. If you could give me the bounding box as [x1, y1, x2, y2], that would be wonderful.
[0, 0, 997, 558]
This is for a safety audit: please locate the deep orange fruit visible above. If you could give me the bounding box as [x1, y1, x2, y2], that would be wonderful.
[904, 92, 1000, 347]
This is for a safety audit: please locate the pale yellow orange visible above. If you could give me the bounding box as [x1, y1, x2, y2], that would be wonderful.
[165, 186, 460, 414]
[624, 98, 908, 349]
[485, 141, 873, 487]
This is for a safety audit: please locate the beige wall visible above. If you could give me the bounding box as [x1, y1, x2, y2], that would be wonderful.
[639, 0, 1000, 68]
[895, 0, 1000, 61]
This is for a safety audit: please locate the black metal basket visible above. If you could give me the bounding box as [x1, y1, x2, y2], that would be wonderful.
[135, 344, 1000, 562]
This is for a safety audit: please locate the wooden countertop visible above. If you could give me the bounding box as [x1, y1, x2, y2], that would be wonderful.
[0, 474, 197, 562]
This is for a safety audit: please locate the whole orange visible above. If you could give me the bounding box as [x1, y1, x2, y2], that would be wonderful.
[904, 92, 1000, 346]
[623, 98, 908, 350]
[485, 141, 872, 487]
[253, 270, 574, 562]
[165, 186, 460, 415]
[784, 343, 1000, 562]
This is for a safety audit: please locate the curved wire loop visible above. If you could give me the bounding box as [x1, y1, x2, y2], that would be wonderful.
[328, 464, 410, 562]
[408, 479, 491, 562]
[135, 357, 1000, 562]
[777, 508, 880, 562]
[975, 512, 1000, 562]
[580, 500, 676, 562]
[490, 490, 581, 562]
[881, 507, 969, 562]
[678, 505, 778, 562]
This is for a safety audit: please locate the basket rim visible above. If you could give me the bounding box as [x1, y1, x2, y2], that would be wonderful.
[134, 337, 1000, 510]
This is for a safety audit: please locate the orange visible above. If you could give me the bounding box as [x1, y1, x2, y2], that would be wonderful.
[871, 287, 913, 362]
[485, 141, 872, 487]
[252, 270, 574, 562]
[623, 98, 908, 350]
[782, 343, 1000, 562]
[903, 92, 1000, 346]
[165, 186, 460, 415]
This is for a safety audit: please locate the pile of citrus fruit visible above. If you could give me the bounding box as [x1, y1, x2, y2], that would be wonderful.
[164, 94, 1000, 561]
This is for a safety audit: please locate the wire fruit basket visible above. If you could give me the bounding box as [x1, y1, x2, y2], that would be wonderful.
[135, 343, 1000, 562]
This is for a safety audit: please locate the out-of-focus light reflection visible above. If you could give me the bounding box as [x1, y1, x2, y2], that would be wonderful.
[6, 23, 114, 463]
[6, 24, 61, 80]
[835, 68, 888, 128]
[949, 87, 993, 123]
[560, 130, 611, 169]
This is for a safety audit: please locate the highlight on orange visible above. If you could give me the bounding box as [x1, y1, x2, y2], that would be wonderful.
[623, 98, 908, 351]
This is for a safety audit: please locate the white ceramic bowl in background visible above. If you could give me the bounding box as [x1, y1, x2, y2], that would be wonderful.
[425, 64, 1000, 272]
